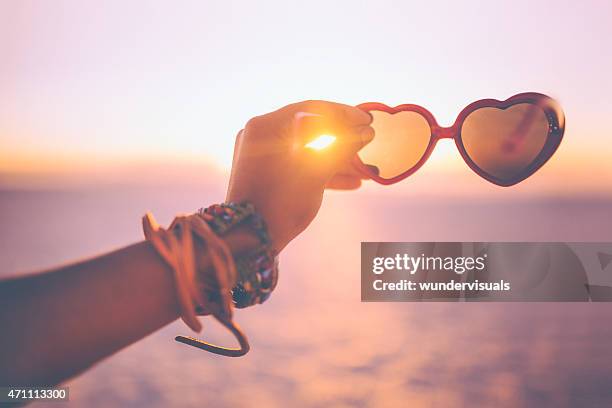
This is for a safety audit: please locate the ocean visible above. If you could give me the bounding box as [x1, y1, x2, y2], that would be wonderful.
[1, 186, 611, 407]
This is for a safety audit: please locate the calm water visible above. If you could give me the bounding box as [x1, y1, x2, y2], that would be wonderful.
[1, 187, 612, 407]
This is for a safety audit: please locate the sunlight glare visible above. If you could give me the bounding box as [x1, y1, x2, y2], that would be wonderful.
[305, 134, 336, 150]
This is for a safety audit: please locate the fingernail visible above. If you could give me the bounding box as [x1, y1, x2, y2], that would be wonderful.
[356, 109, 373, 124]
[365, 164, 380, 176]
[360, 126, 375, 146]
[344, 106, 374, 125]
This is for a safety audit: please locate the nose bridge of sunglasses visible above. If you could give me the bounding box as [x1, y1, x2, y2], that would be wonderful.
[432, 125, 456, 140]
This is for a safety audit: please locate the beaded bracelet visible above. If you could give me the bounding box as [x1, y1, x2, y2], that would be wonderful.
[197, 202, 279, 308]
[233, 248, 278, 308]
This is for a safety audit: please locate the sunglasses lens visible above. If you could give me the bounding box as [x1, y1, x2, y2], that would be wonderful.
[358, 110, 431, 180]
[461, 103, 549, 182]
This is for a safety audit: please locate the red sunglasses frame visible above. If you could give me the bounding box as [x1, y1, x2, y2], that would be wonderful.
[353, 92, 565, 186]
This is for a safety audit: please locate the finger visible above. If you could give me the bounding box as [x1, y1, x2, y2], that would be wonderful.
[302, 124, 375, 184]
[325, 175, 362, 190]
[303, 124, 374, 165]
[297, 114, 374, 149]
[282, 100, 372, 126]
[335, 161, 370, 179]
[332, 124, 375, 158]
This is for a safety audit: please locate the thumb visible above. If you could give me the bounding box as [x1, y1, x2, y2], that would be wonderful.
[303, 124, 375, 183]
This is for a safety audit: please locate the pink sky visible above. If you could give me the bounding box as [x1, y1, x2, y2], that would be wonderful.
[1, 0, 611, 194]
[2, 4, 612, 403]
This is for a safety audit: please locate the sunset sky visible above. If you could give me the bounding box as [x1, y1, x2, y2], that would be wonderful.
[2, 4, 612, 405]
[1, 0, 611, 194]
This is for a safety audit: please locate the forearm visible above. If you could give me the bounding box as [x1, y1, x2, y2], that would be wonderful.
[0, 241, 177, 386]
[0, 227, 259, 386]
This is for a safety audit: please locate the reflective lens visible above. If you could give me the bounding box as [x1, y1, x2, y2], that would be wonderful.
[461, 103, 549, 181]
[358, 110, 431, 179]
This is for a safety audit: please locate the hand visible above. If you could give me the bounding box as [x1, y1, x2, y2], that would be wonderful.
[226, 100, 374, 251]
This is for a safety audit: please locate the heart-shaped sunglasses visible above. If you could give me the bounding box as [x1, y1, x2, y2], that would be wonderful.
[353, 92, 565, 186]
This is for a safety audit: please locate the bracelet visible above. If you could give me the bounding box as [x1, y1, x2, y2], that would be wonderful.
[233, 247, 278, 308]
[142, 201, 279, 357]
[198, 202, 279, 308]
[198, 202, 271, 245]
